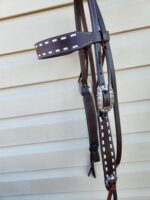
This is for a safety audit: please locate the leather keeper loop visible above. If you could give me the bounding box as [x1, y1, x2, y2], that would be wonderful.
[100, 30, 110, 43]
[90, 144, 100, 162]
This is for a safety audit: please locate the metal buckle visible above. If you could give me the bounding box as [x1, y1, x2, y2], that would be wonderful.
[97, 85, 114, 112]
[105, 174, 117, 188]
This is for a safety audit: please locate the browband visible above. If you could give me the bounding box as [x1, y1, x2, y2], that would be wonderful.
[35, 0, 122, 200]
[35, 31, 109, 59]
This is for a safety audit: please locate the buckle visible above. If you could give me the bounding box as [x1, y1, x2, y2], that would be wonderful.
[105, 174, 117, 189]
[97, 86, 114, 112]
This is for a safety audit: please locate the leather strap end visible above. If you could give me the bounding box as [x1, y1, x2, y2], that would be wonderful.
[35, 31, 101, 59]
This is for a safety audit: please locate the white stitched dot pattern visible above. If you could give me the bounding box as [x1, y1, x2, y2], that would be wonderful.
[36, 32, 81, 57]
[63, 47, 69, 51]
[45, 41, 49, 45]
[55, 49, 60, 53]
[61, 36, 67, 40]
[100, 117, 116, 176]
[70, 33, 77, 37]
[52, 39, 58, 43]
[72, 45, 79, 49]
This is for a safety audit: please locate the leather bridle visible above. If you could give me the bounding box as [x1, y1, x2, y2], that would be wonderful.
[35, 0, 122, 199]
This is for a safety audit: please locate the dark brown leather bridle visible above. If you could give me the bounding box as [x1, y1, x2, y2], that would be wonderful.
[35, 0, 122, 199]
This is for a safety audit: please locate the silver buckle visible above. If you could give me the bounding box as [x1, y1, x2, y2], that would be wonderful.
[97, 86, 114, 112]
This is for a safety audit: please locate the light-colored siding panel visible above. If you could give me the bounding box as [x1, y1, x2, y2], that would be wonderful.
[0, 133, 149, 174]
[0, 101, 149, 147]
[1, 189, 150, 200]
[100, 0, 150, 33]
[0, 67, 149, 119]
[0, 0, 71, 19]
[0, 52, 80, 89]
[0, 0, 149, 33]
[0, 162, 149, 196]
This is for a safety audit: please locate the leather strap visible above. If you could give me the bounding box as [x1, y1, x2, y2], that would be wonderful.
[81, 84, 100, 177]
[35, 31, 106, 59]
[74, 0, 100, 177]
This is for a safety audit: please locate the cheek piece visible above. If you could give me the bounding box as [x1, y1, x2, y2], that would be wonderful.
[35, 1, 122, 199]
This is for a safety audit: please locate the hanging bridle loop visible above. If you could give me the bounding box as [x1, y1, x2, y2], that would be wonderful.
[35, 1, 122, 199]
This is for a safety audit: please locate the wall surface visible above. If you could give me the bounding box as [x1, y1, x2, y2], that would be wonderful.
[0, 0, 150, 199]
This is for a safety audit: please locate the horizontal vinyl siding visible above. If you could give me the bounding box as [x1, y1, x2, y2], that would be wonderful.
[0, 0, 150, 199]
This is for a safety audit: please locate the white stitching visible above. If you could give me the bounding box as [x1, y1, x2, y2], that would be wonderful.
[55, 49, 60, 52]
[72, 45, 79, 49]
[42, 53, 46, 56]
[48, 51, 53, 54]
[61, 36, 67, 40]
[45, 41, 49, 45]
[70, 33, 77, 37]
[38, 54, 41, 57]
[52, 39, 58, 43]
[39, 43, 43, 47]
[63, 47, 69, 51]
